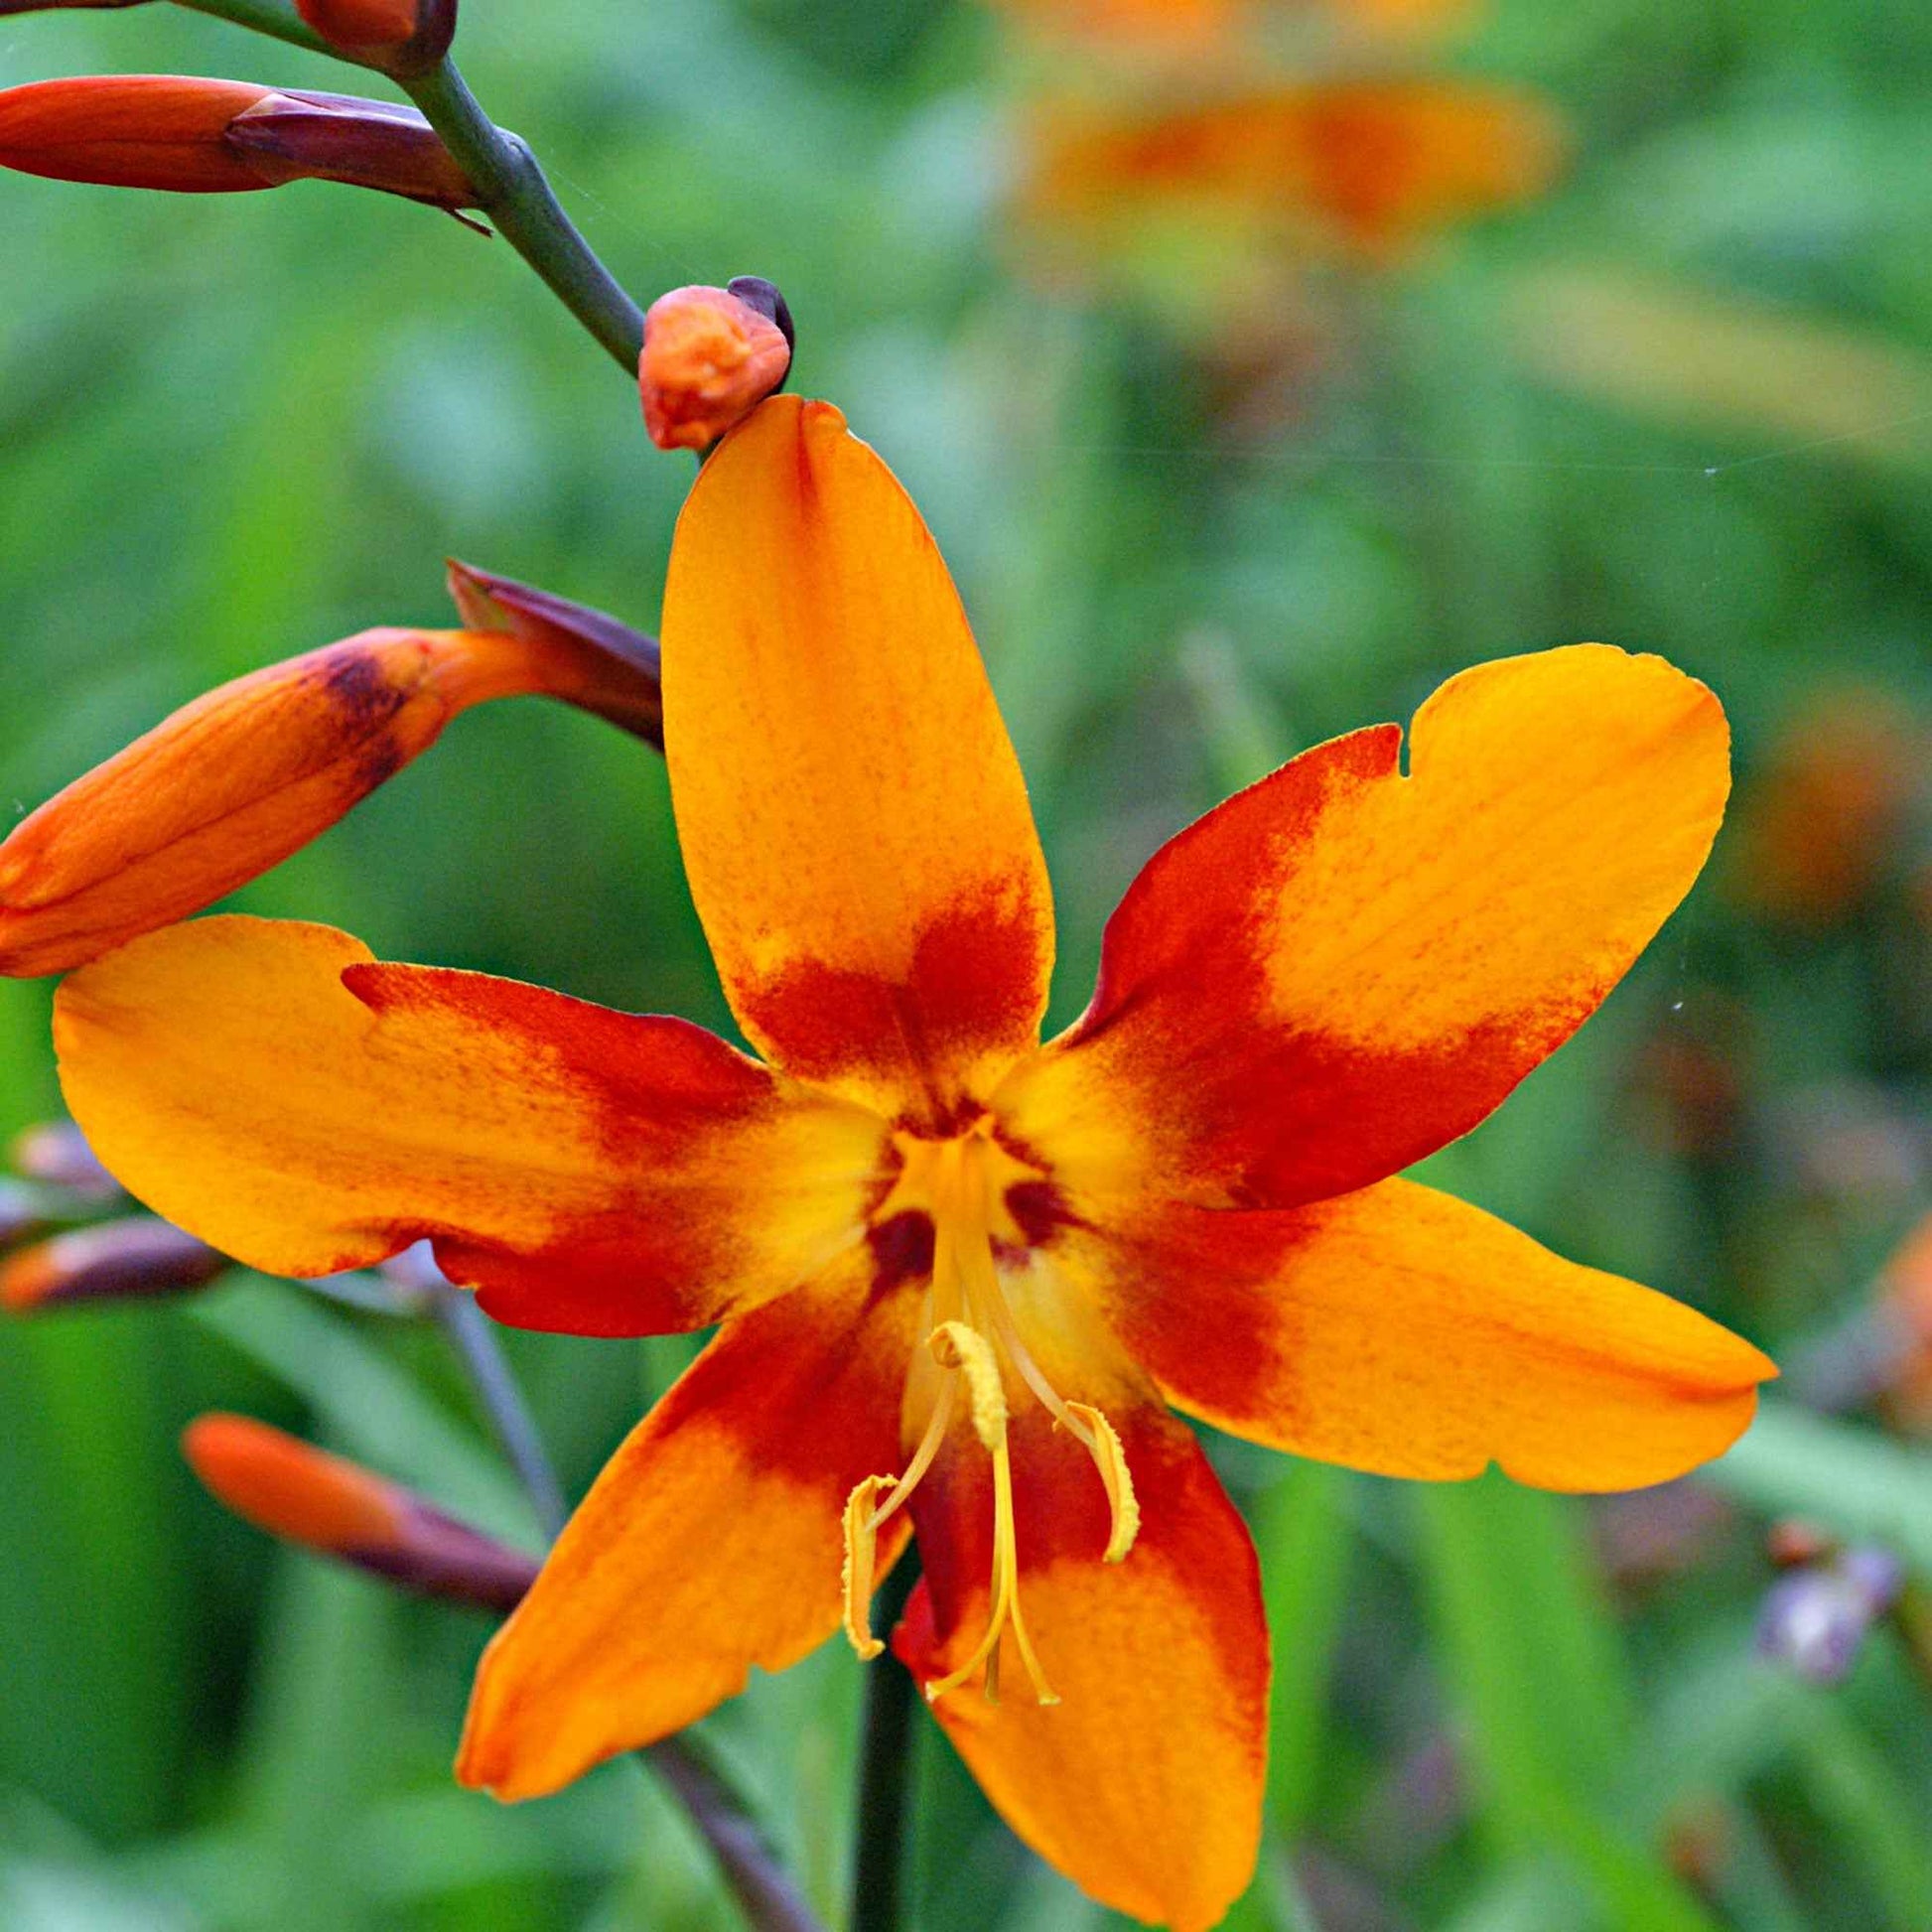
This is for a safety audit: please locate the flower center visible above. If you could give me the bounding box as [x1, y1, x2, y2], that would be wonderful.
[841, 1119, 1139, 1706]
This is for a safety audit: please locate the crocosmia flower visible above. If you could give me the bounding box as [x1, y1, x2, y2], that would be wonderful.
[53, 395, 1774, 1930]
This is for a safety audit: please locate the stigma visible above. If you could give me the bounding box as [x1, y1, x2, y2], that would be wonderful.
[841, 1120, 1140, 1707]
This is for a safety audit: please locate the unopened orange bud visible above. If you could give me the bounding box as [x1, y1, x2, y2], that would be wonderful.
[293, 0, 454, 70]
[0, 1216, 227, 1312]
[638, 280, 793, 453]
[0, 626, 559, 977]
[446, 560, 663, 747]
[0, 75, 474, 208]
[184, 1415, 540, 1612]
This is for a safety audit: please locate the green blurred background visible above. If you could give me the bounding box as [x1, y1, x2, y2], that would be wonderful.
[3, 0, 1931, 1925]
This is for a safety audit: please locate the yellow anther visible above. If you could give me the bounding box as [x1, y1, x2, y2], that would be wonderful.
[841, 1474, 899, 1660]
[1063, 1401, 1140, 1563]
[929, 1319, 1007, 1451]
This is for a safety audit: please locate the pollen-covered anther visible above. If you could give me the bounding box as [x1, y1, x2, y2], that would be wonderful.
[929, 1318, 1007, 1449]
[1063, 1400, 1140, 1563]
[841, 1473, 898, 1660]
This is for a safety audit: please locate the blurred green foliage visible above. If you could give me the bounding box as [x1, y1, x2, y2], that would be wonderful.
[3, 0, 1931, 1926]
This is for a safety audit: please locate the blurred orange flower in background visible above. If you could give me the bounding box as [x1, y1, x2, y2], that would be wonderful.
[42, 396, 1772, 1928]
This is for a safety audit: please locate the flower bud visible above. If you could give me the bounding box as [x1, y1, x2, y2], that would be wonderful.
[184, 1414, 540, 1612]
[638, 283, 793, 453]
[293, 0, 455, 73]
[0, 75, 474, 209]
[0, 626, 578, 977]
[445, 560, 663, 747]
[10, 1119, 121, 1200]
[1, 1216, 228, 1312]
[1756, 1544, 1905, 1685]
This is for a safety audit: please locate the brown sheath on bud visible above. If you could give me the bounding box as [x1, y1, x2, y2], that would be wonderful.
[184, 1415, 541, 1613]
[0, 1, 152, 14]
[1, 1216, 228, 1311]
[446, 560, 663, 747]
[0, 628, 546, 977]
[294, 0, 456, 73]
[10, 1119, 120, 1199]
[0, 75, 475, 208]
[638, 284, 793, 453]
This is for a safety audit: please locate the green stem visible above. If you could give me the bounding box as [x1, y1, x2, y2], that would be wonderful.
[426, 1271, 828, 1932]
[401, 61, 645, 373]
[850, 1553, 922, 1932]
[174, 0, 338, 59]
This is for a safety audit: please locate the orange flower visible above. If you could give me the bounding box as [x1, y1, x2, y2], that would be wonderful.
[638, 282, 794, 454]
[51, 396, 1773, 1929]
[0, 621, 660, 978]
[1022, 79, 1561, 258]
[0, 75, 474, 208]
[184, 1414, 540, 1611]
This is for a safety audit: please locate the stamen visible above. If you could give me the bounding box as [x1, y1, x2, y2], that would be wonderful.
[866, 1371, 957, 1535]
[922, 1431, 1059, 1709]
[929, 1319, 1007, 1450]
[1063, 1401, 1140, 1563]
[841, 1474, 897, 1660]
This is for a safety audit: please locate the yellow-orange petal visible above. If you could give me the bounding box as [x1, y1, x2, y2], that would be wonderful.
[638, 284, 793, 454]
[661, 396, 1054, 1127]
[1073, 1178, 1775, 1490]
[55, 916, 888, 1335]
[999, 646, 1730, 1211]
[896, 1400, 1267, 1931]
[459, 1253, 919, 1799]
[0, 627, 570, 978]
[185, 1412, 539, 1610]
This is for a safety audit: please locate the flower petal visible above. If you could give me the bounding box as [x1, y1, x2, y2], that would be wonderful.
[896, 1399, 1267, 1931]
[459, 1254, 918, 1799]
[1001, 646, 1729, 1209]
[1071, 1178, 1775, 1490]
[660, 395, 1054, 1128]
[55, 916, 886, 1335]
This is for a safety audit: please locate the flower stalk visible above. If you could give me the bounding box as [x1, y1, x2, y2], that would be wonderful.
[400, 61, 644, 371]
[415, 1257, 829, 1932]
[850, 1553, 922, 1932]
[167, 0, 644, 368]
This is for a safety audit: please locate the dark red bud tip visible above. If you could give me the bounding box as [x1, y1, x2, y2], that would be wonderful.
[9, 1119, 120, 1199]
[184, 1415, 540, 1613]
[294, 0, 456, 72]
[0, 1217, 228, 1312]
[445, 560, 663, 747]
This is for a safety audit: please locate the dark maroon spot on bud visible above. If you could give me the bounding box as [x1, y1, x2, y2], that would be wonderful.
[727, 275, 794, 353]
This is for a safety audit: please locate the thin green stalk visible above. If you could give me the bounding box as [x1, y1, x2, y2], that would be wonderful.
[427, 1273, 828, 1932]
[850, 1553, 922, 1932]
[173, 3, 644, 372]
[401, 61, 645, 372]
[175, 0, 337, 59]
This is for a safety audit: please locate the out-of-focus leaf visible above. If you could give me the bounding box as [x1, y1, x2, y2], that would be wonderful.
[1700, 1403, 1932, 1575]
[190, 1280, 537, 1545]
